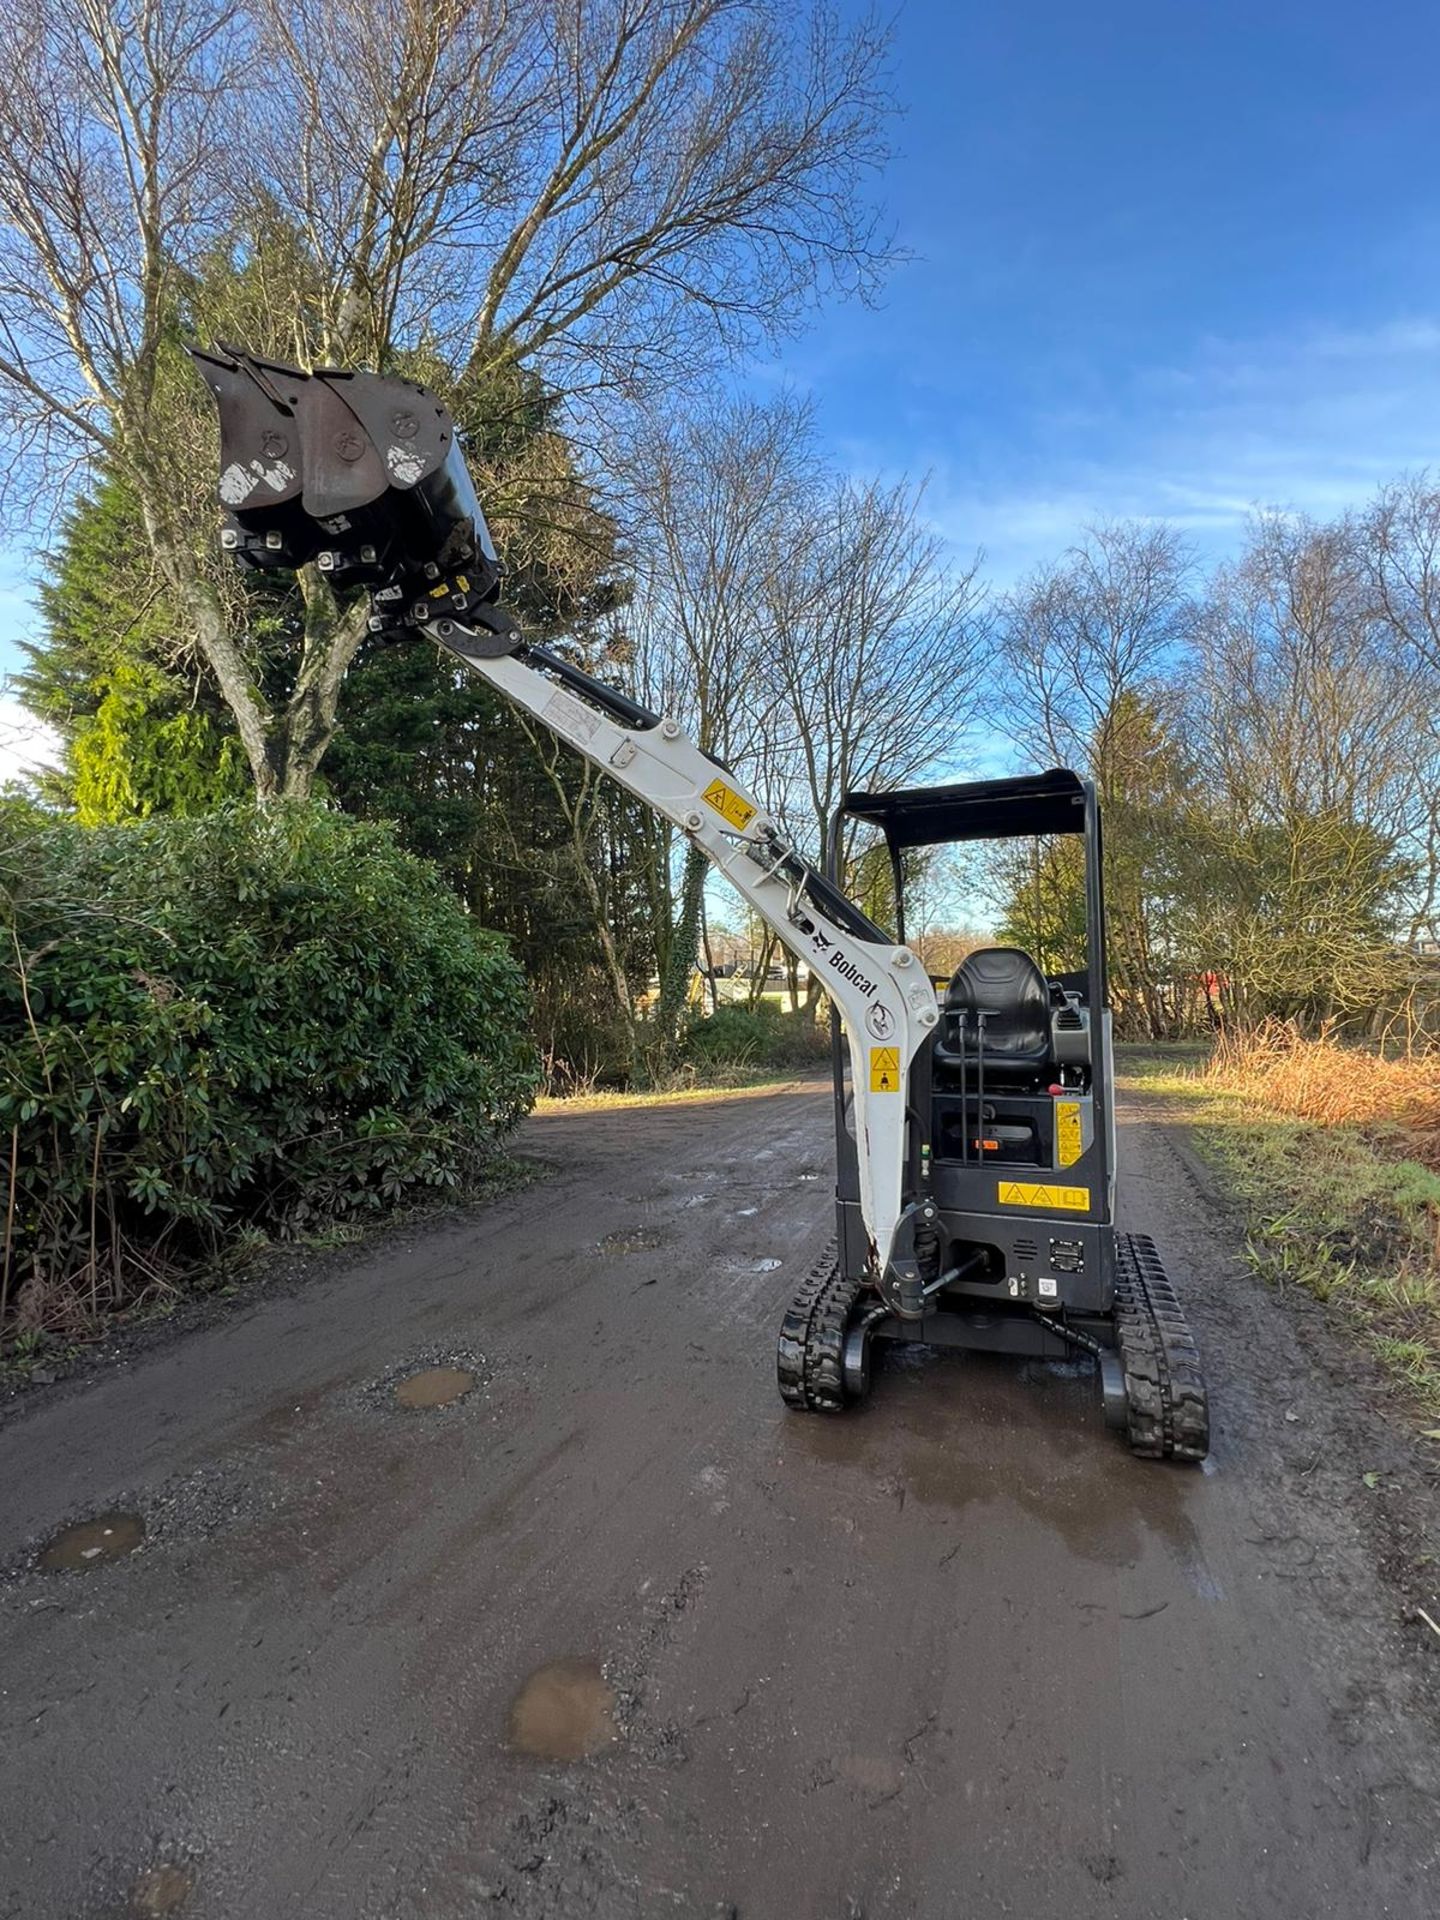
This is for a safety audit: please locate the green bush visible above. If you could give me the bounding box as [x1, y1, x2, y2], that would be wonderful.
[1, 804, 539, 1340]
[681, 1001, 830, 1073]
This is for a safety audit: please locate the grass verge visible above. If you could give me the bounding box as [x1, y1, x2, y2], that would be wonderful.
[534, 1068, 824, 1115]
[1117, 1042, 1440, 1422]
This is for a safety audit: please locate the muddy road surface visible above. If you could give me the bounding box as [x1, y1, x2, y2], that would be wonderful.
[3, 1082, 1437, 1918]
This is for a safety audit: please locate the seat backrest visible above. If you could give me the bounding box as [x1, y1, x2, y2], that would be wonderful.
[945, 947, 1051, 1058]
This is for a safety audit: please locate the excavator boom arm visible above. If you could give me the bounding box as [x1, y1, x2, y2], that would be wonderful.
[190, 345, 938, 1309]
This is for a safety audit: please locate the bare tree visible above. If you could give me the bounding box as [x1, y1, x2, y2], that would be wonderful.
[0, 0, 897, 798]
[627, 392, 814, 756]
[1192, 513, 1422, 845]
[250, 0, 532, 368]
[1358, 474, 1440, 940]
[750, 473, 986, 1001]
[459, 0, 897, 394]
[762, 472, 988, 856]
[995, 523, 1197, 1033]
[0, 0, 278, 776]
[997, 521, 1195, 795]
[1184, 512, 1427, 1023]
[622, 391, 816, 1039]
[624, 394, 987, 1029]
[1362, 472, 1440, 678]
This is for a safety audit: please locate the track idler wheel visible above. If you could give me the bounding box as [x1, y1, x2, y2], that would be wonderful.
[842, 1317, 874, 1401]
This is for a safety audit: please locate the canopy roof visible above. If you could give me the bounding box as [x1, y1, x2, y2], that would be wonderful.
[841, 768, 1089, 850]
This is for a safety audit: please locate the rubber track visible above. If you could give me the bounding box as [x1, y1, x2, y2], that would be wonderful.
[776, 1241, 863, 1414]
[1114, 1232, 1210, 1461]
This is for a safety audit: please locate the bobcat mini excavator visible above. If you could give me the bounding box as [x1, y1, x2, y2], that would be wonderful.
[192, 347, 1209, 1461]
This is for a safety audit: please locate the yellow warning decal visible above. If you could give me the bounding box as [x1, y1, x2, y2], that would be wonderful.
[997, 1180, 1090, 1212]
[869, 1047, 901, 1093]
[1055, 1100, 1083, 1167]
[701, 777, 757, 831]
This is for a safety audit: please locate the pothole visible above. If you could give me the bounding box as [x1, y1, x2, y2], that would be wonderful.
[394, 1366, 475, 1410]
[130, 1863, 195, 1915]
[598, 1227, 665, 1254]
[360, 1346, 485, 1420]
[38, 1511, 145, 1573]
[508, 1656, 616, 1761]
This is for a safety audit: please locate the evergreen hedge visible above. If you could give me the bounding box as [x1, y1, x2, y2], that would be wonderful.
[681, 1001, 830, 1072]
[0, 804, 539, 1341]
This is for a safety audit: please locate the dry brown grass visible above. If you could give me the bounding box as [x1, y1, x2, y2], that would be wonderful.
[1208, 1022, 1440, 1146]
[1124, 1033, 1440, 1417]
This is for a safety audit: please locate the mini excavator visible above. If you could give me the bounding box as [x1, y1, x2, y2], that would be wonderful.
[192, 347, 1209, 1461]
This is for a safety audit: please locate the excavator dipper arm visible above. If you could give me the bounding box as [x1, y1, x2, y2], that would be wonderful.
[437, 618, 940, 1302]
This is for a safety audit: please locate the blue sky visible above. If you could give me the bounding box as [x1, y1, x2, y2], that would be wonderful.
[763, 0, 1440, 580]
[4, 0, 1439, 730]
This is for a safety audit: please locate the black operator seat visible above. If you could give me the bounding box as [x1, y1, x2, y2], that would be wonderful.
[934, 947, 1053, 1082]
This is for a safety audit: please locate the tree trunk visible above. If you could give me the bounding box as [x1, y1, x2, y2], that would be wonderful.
[656, 842, 707, 1052]
[517, 723, 639, 1074]
[699, 895, 718, 1016]
[276, 576, 370, 798]
[145, 505, 370, 802]
[148, 525, 279, 796]
[573, 843, 638, 1079]
[748, 929, 778, 1009]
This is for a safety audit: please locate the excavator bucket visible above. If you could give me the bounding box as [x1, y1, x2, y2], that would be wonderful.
[187, 345, 501, 604]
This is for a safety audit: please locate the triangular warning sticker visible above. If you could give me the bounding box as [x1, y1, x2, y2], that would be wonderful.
[997, 1180, 1090, 1211]
[869, 1047, 900, 1092]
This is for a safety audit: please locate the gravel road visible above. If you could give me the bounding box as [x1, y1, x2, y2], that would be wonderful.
[2, 1080, 1437, 1919]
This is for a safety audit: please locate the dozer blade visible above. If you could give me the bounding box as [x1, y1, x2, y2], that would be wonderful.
[187, 345, 501, 600]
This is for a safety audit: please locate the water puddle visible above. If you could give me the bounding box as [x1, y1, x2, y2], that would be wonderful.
[599, 1227, 664, 1254]
[736, 1206, 758, 1217]
[130, 1864, 194, 1915]
[39, 1511, 145, 1572]
[508, 1656, 616, 1761]
[394, 1366, 474, 1410]
[729, 1256, 782, 1273]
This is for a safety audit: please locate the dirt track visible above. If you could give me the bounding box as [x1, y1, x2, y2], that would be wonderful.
[2, 1081, 1438, 1918]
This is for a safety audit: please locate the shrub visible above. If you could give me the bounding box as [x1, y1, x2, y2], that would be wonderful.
[680, 1001, 830, 1073]
[530, 965, 638, 1094]
[1, 805, 539, 1340]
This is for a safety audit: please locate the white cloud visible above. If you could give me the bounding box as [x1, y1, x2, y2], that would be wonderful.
[901, 313, 1440, 582]
[0, 694, 60, 787]
[1304, 318, 1440, 361]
